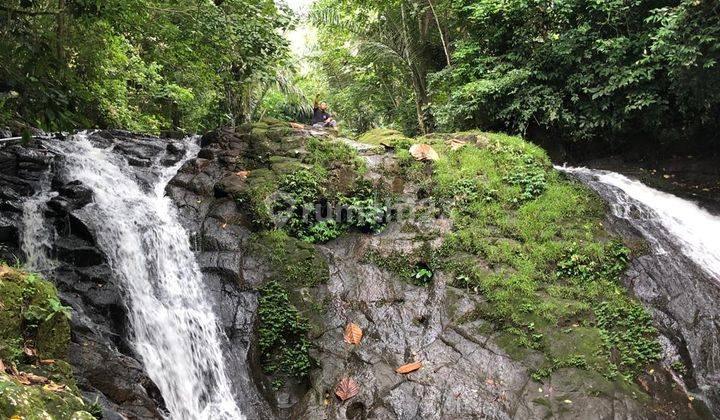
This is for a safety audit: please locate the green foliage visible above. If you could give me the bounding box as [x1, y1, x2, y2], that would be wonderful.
[0, 0, 291, 132]
[274, 166, 388, 243]
[594, 300, 662, 378]
[503, 156, 547, 204]
[430, 0, 720, 152]
[412, 267, 433, 286]
[309, 0, 720, 152]
[258, 280, 313, 378]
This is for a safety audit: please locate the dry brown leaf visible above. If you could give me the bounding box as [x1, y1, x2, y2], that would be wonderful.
[15, 373, 31, 385]
[409, 144, 439, 161]
[343, 323, 363, 345]
[289, 122, 305, 129]
[395, 361, 422, 374]
[0, 359, 5, 372]
[0, 265, 10, 277]
[23, 347, 37, 358]
[235, 170, 250, 179]
[39, 359, 55, 366]
[335, 377, 359, 401]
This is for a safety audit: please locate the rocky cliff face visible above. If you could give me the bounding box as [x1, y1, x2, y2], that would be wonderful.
[0, 125, 713, 419]
[165, 122, 710, 419]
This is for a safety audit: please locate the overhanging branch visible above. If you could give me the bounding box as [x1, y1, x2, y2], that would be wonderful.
[0, 5, 62, 16]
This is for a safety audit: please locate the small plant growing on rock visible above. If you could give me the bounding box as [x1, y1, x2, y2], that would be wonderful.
[413, 267, 433, 286]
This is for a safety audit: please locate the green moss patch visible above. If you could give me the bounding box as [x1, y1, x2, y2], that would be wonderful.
[0, 266, 72, 363]
[0, 374, 95, 419]
[426, 133, 661, 380]
[258, 280, 313, 380]
[357, 128, 412, 149]
[248, 230, 329, 288]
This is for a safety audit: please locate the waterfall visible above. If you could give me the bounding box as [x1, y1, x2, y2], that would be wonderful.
[25, 133, 245, 419]
[21, 188, 58, 272]
[558, 165, 720, 415]
[557, 166, 720, 281]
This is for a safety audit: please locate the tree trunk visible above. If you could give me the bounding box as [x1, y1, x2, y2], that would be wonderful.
[427, 0, 451, 67]
[56, 0, 66, 60]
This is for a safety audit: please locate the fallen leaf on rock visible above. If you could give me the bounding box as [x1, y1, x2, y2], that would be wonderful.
[563, 399, 572, 404]
[343, 323, 363, 345]
[289, 122, 305, 129]
[335, 377, 359, 401]
[235, 170, 250, 179]
[396, 361, 422, 374]
[409, 144, 439, 161]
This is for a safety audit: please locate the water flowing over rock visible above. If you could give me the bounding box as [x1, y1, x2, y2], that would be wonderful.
[0, 130, 268, 419]
[559, 166, 720, 416]
[42, 133, 243, 418]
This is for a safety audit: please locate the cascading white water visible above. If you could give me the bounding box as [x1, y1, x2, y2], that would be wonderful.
[21, 188, 58, 272]
[558, 166, 720, 281]
[36, 133, 245, 419]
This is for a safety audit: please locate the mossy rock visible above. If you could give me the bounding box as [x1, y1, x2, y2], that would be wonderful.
[357, 128, 412, 148]
[0, 374, 94, 419]
[0, 266, 71, 362]
[0, 266, 91, 419]
[233, 169, 278, 229]
[248, 230, 329, 288]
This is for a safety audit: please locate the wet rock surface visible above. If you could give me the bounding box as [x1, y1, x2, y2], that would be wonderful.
[566, 174, 720, 417]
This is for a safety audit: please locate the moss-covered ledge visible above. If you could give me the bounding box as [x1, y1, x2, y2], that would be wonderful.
[0, 264, 98, 419]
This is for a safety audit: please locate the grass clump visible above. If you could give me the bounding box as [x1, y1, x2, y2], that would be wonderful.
[258, 280, 313, 379]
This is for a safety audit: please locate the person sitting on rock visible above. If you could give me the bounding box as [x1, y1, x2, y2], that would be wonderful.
[312, 95, 338, 128]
